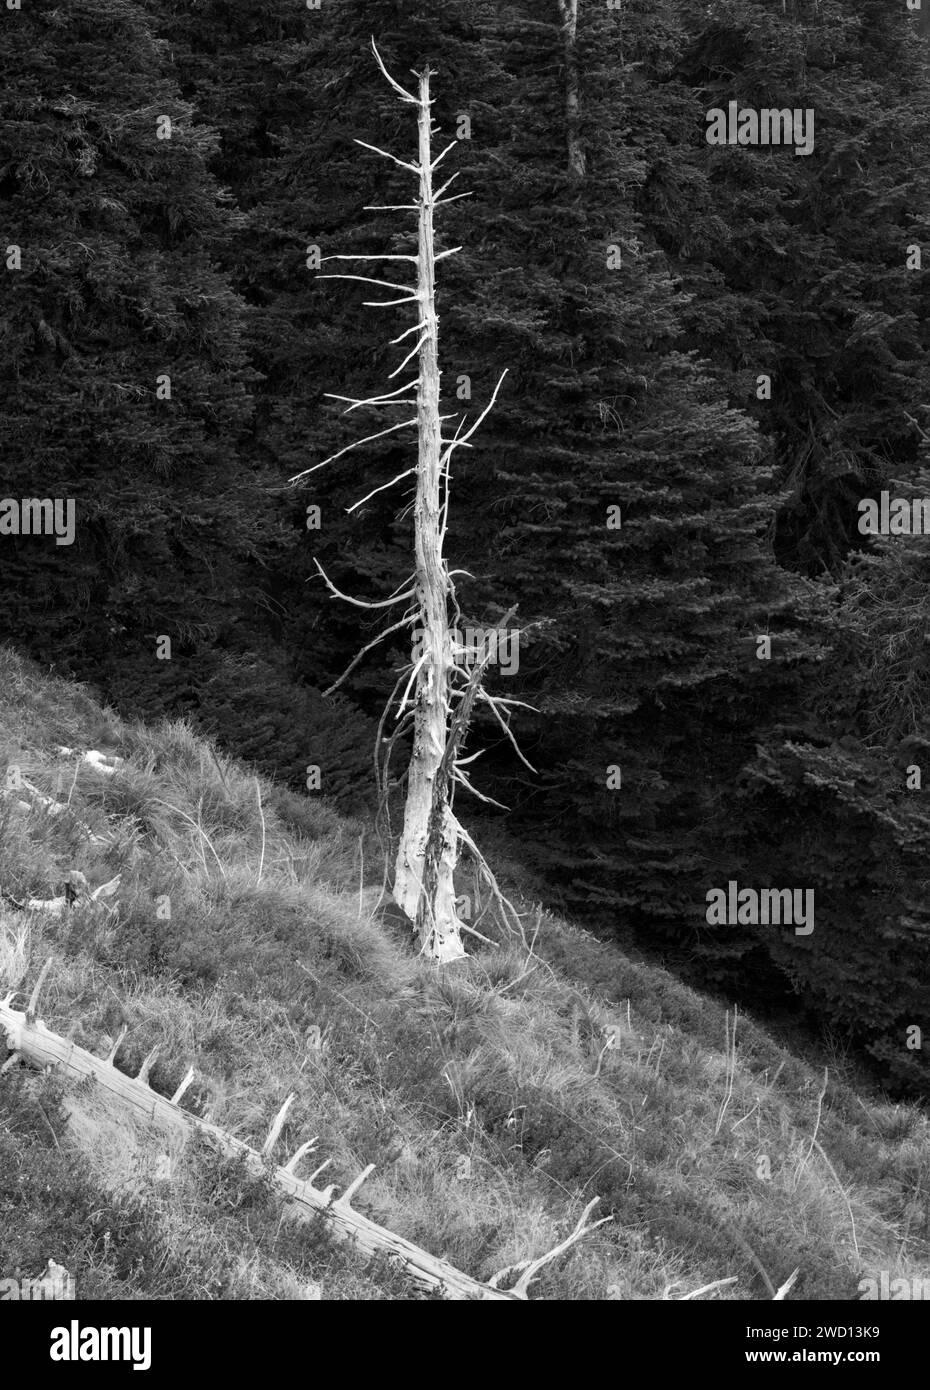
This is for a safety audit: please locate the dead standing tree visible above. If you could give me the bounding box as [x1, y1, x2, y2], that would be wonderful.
[291, 42, 533, 964]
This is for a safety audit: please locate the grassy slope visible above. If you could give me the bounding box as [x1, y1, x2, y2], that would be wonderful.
[1, 646, 928, 1301]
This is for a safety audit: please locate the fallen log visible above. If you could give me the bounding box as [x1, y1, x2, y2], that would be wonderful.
[1, 965, 610, 1300]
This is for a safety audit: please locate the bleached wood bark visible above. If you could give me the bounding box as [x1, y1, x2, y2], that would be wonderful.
[391, 65, 467, 963]
[57, 747, 124, 776]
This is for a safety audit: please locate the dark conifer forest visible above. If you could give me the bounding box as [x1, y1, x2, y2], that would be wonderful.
[2, 0, 930, 1321]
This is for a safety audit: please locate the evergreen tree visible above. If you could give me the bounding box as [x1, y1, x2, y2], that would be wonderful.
[648, 0, 930, 573]
[0, 0, 257, 703]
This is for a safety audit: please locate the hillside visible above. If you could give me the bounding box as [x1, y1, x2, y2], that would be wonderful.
[1, 646, 928, 1301]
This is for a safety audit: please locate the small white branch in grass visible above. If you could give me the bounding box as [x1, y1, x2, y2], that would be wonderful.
[317, 274, 416, 293]
[255, 777, 266, 886]
[715, 1006, 738, 1135]
[806, 1136, 859, 1260]
[3, 775, 106, 844]
[106, 1025, 128, 1066]
[353, 138, 420, 175]
[668, 1276, 739, 1300]
[289, 417, 418, 483]
[56, 747, 124, 776]
[774, 1268, 800, 1301]
[307, 1156, 333, 1185]
[488, 1199, 612, 1298]
[152, 800, 227, 881]
[336, 1163, 377, 1209]
[26, 959, 53, 1022]
[456, 914, 499, 947]
[284, 1138, 320, 1176]
[314, 558, 416, 611]
[592, 1029, 618, 1080]
[136, 1045, 160, 1084]
[347, 467, 417, 514]
[262, 1093, 296, 1160]
[170, 1067, 196, 1105]
[90, 874, 121, 903]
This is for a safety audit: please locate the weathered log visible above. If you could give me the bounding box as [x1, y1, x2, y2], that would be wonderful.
[0, 990, 517, 1300]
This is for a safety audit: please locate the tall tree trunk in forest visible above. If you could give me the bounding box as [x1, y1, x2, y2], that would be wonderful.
[557, 0, 586, 180]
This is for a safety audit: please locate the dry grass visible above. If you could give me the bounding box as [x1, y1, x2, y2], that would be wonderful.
[1, 645, 929, 1300]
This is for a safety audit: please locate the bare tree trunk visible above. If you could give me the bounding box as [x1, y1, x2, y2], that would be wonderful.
[292, 44, 515, 964]
[392, 67, 466, 963]
[557, 0, 586, 180]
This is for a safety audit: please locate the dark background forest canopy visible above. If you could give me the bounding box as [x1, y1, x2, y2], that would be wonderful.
[2, 0, 930, 1091]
